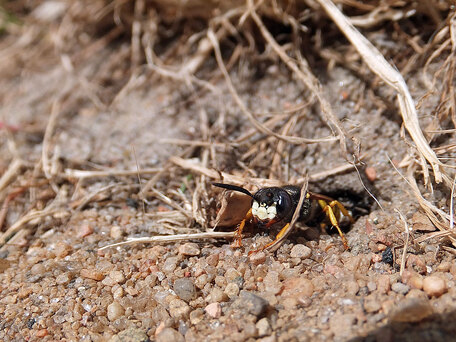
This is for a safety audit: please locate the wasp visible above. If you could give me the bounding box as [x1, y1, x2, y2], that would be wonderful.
[213, 183, 354, 253]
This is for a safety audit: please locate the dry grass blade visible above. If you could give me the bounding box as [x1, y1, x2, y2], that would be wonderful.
[99, 231, 236, 250]
[71, 183, 119, 210]
[0, 159, 23, 192]
[64, 168, 162, 180]
[406, 168, 456, 247]
[170, 156, 282, 187]
[395, 209, 410, 277]
[42, 100, 62, 181]
[149, 187, 192, 219]
[159, 139, 232, 148]
[349, 7, 416, 28]
[0, 208, 57, 247]
[170, 156, 354, 185]
[266, 177, 308, 252]
[315, 0, 444, 184]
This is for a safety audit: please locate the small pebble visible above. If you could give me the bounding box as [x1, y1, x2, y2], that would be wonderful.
[174, 278, 197, 302]
[367, 281, 377, 292]
[377, 275, 390, 294]
[282, 297, 299, 310]
[224, 282, 240, 299]
[109, 270, 126, 284]
[377, 243, 387, 252]
[110, 328, 148, 342]
[239, 290, 269, 317]
[107, 301, 125, 321]
[329, 313, 357, 337]
[381, 247, 393, 265]
[113, 286, 124, 300]
[207, 287, 228, 303]
[205, 302, 222, 318]
[110, 226, 123, 239]
[56, 273, 73, 285]
[155, 322, 166, 337]
[436, 261, 451, 272]
[77, 223, 93, 238]
[225, 268, 241, 282]
[249, 251, 266, 265]
[206, 253, 219, 267]
[263, 271, 282, 295]
[53, 242, 73, 258]
[215, 275, 227, 287]
[389, 298, 434, 322]
[391, 282, 410, 295]
[449, 264, 456, 277]
[365, 167, 377, 182]
[195, 274, 209, 289]
[80, 268, 104, 281]
[282, 277, 314, 298]
[2, 295, 17, 304]
[190, 309, 205, 325]
[156, 328, 184, 342]
[290, 244, 312, 259]
[178, 243, 200, 256]
[256, 318, 272, 337]
[408, 275, 423, 290]
[169, 298, 191, 319]
[258, 336, 276, 342]
[163, 256, 179, 273]
[36, 329, 48, 338]
[345, 280, 360, 296]
[406, 254, 427, 274]
[0, 259, 11, 272]
[423, 275, 447, 297]
[30, 263, 46, 275]
[363, 296, 381, 313]
[406, 289, 428, 300]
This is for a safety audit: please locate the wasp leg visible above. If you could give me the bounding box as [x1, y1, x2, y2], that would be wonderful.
[231, 208, 252, 248]
[248, 223, 290, 255]
[317, 199, 352, 250]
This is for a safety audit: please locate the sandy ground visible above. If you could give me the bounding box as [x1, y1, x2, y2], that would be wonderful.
[1, 2, 456, 341]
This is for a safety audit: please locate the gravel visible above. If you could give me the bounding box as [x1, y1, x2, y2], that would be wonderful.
[204, 302, 222, 318]
[237, 290, 270, 317]
[173, 278, 197, 302]
[423, 275, 447, 297]
[107, 302, 125, 321]
[391, 282, 410, 295]
[289, 244, 312, 259]
[156, 328, 184, 342]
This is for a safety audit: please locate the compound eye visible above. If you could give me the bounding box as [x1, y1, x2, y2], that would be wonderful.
[276, 191, 292, 217]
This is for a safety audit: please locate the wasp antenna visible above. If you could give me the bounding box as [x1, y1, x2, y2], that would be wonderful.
[212, 183, 254, 198]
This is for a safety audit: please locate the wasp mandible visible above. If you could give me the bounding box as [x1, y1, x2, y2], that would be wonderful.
[213, 183, 354, 253]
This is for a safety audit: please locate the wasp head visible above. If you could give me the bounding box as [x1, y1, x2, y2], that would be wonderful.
[213, 183, 295, 225]
[252, 187, 293, 223]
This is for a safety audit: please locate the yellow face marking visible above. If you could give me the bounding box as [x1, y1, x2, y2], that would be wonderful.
[252, 200, 277, 220]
